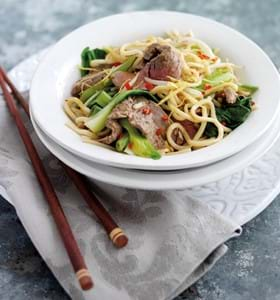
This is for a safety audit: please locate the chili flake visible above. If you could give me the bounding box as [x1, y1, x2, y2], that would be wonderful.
[198, 51, 210, 60]
[204, 84, 212, 90]
[161, 114, 168, 122]
[124, 81, 132, 90]
[156, 128, 163, 136]
[144, 82, 155, 90]
[112, 62, 122, 67]
[142, 107, 151, 115]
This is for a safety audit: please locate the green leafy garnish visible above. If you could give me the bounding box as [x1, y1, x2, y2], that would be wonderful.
[80, 47, 107, 77]
[205, 96, 252, 137]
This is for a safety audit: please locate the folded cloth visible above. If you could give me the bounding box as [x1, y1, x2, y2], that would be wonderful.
[0, 92, 241, 300]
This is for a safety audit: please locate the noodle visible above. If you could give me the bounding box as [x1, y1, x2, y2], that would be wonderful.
[64, 31, 257, 158]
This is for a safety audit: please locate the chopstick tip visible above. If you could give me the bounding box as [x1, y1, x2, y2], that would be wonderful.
[109, 227, 129, 248]
[114, 234, 129, 248]
[76, 269, 94, 290]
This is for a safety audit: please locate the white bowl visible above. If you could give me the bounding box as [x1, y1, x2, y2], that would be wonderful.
[30, 11, 280, 170]
[31, 106, 280, 190]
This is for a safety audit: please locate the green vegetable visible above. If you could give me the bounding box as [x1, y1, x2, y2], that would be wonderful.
[90, 105, 102, 116]
[85, 89, 157, 133]
[84, 91, 100, 107]
[205, 96, 252, 137]
[91, 48, 107, 60]
[80, 47, 107, 77]
[204, 122, 219, 138]
[238, 84, 258, 95]
[114, 56, 137, 72]
[80, 56, 136, 102]
[94, 91, 112, 107]
[86, 91, 112, 109]
[87, 91, 112, 116]
[203, 68, 235, 86]
[116, 133, 129, 152]
[81, 78, 111, 102]
[120, 119, 161, 160]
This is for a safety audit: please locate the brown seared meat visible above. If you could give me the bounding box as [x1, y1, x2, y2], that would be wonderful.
[71, 71, 106, 96]
[171, 120, 198, 145]
[98, 119, 122, 144]
[112, 71, 135, 88]
[101, 97, 169, 149]
[180, 120, 198, 138]
[135, 43, 183, 85]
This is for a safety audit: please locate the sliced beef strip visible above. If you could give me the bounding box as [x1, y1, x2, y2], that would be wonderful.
[112, 71, 135, 88]
[71, 71, 106, 96]
[98, 119, 122, 145]
[180, 120, 198, 139]
[135, 43, 183, 86]
[171, 120, 198, 146]
[101, 97, 169, 149]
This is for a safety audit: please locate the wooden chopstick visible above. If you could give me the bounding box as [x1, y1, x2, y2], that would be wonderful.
[0, 67, 128, 248]
[0, 72, 93, 291]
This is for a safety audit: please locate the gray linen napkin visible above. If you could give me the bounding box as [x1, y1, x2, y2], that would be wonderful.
[0, 91, 241, 299]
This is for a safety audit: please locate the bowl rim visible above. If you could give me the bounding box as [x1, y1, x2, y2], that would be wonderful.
[30, 10, 280, 170]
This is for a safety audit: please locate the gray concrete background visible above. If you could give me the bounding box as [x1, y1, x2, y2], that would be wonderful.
[1, 0, 280, 299]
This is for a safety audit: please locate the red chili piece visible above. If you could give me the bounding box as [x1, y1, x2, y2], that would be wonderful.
[198, 51, 210, 60]
[204, 84, 212, 90]
[161, 114, 168, 121]
[112, 62, 122, 66]
[156, 128, 162, 136]
[124, 81, 132, 90]
[144, 82, 155, 90]
[142, 107, 151, 115]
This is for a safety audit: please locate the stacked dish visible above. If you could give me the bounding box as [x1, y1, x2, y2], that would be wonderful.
[30, 11, 280, 190]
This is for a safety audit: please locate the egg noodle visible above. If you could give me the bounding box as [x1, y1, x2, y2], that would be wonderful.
[64, 31, 253, 157]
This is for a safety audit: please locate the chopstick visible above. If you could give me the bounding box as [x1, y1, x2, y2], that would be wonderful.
[0, 67, 128, 248]
[0, 72, 93, 290]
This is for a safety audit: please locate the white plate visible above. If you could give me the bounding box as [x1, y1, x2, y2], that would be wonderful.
[30, 11, 280, 170]
[31, 105, 280, 190]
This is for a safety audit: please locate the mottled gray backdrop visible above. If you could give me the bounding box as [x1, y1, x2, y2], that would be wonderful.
[1, 0, 280, 299]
